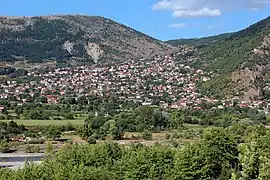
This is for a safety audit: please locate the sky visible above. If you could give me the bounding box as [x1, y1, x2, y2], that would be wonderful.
[1, 0, 270, 40]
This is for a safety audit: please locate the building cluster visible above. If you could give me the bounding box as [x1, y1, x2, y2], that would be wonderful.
[1, 45, 270, 112]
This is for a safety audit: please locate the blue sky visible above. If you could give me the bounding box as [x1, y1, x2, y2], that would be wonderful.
[1, 0, 270, 40]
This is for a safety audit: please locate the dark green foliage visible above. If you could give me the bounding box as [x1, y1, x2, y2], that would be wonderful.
[87, 137, 97, 144]
[0, 121, 26, 140]
[141, 130, 152, 141]
[197, 16, 270, 96]
[43, 125, 61, 140]
[64, 112, 74, 120]
[1, 125, 270, 180]
[23, 131, 39, 138]
[178, 107, 267, 127]
[167, 33, 233, 48]
[173, 127, 239, 180]
[27, 139, 45, 144]
[24, 109, 50, 120]
[0, 140, 9, 153]
[24, 144, 41, 153]
[0, 15, 169, 64]
[0, 18, 88, 62]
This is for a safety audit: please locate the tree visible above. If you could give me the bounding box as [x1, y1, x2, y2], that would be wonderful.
[45, 141, 55, 157]
[0, 140, 9, 153]
[26, 109, 50, 120]
[142, 130, 152, 141]
[44, 126, 61, 140]
[36, 96, 48, 103]
[100, 120, 123, 140]
[174, 127, 238, 180]
[15, 105, 24, 115]
[237, 131, 270, 179]
[64, 112, 74, 120]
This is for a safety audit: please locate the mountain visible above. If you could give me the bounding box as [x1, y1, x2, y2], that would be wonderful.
[166, 33, 233, 48]
[0, 15, 173, 65]
[174, 16, 270, 99]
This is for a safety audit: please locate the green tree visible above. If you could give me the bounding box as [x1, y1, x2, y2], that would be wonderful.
[142, 130, 153, 141]
[44, 126, 61, 140]
[174, 127, 238, 180]
[0, 140, 9, 153]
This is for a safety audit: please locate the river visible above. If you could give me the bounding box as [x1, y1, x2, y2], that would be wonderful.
[0, 153, 45, 169]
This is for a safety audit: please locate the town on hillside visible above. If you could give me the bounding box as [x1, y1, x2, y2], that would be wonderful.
[0, 45, 270, 114]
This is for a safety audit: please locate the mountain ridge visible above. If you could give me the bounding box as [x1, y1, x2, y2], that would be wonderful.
[0, 15, 174, 65]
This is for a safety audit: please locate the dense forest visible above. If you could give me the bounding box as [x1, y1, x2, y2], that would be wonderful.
[166, 33, 232, 48]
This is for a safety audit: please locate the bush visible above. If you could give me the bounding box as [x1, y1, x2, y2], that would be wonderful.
[165, 133, 171, 139]
[33, 145, 40, 153]
[24, 144, 41, 153]
[27, 139, 45, 144]
[66, 139, 73, 144]
[172, 132, 180, 139]
[24, 144, 32, 153]
[23, 131, 39, 138]
[64, 113, 74, 120]
[0, 141, 9, 153]
[8, 142, 20, 151]
[172, 140, 179, 148]
[88, 137, 97, 144]
[45, 141, 55, 155]
[0, 115, 6, 120]
[141, 130, 153, 141]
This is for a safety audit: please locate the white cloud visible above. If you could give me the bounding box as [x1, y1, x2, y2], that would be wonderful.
[172, 8, 220, 17]
[168, 23, 186, 28]
[153, 0, 270, 18]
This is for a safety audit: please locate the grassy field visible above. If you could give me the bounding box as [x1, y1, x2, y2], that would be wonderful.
[0, 120, 84, 126]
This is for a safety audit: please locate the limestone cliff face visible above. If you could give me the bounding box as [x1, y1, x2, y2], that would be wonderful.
[84, 43, 104, 64]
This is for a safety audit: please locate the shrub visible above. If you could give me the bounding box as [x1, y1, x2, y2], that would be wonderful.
[172, 140, 179, 148]
[24, 144, 41, 153]
[66, 139, 73, 144]
[88, 137, 97, 144]
[33, 145, 40, 153]
[23, 131, 39, 138]
[27, 139, 45, 144]
[8, 142, 20, 150]
[45, 142, 55, 155]
[64, 113, 74, 120]
[165, 133, 171, 139]
[172, 132, 180, 139]
[141, 130, 153, 141]
[0, 141, 9, 153]
[24, 144, 32, 153]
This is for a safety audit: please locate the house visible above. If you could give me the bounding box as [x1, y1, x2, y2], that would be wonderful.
[0, 106, 5, 113]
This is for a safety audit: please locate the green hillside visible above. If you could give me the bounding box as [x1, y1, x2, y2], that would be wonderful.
[166, 33, 232, 48]
[0, 15, 172, 64]
[170, 16, 270, 98]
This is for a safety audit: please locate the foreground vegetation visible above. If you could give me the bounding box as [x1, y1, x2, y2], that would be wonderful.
[1, 124, 270, 180]
[0, 97, 270, 179]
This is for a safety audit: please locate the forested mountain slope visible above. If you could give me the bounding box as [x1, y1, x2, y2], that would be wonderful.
[166, 33, 232, 48]
[0, 15, 173, 64]
[169, 16, 270, 99]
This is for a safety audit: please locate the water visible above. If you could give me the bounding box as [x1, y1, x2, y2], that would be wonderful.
[0, 155, 45, 163]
